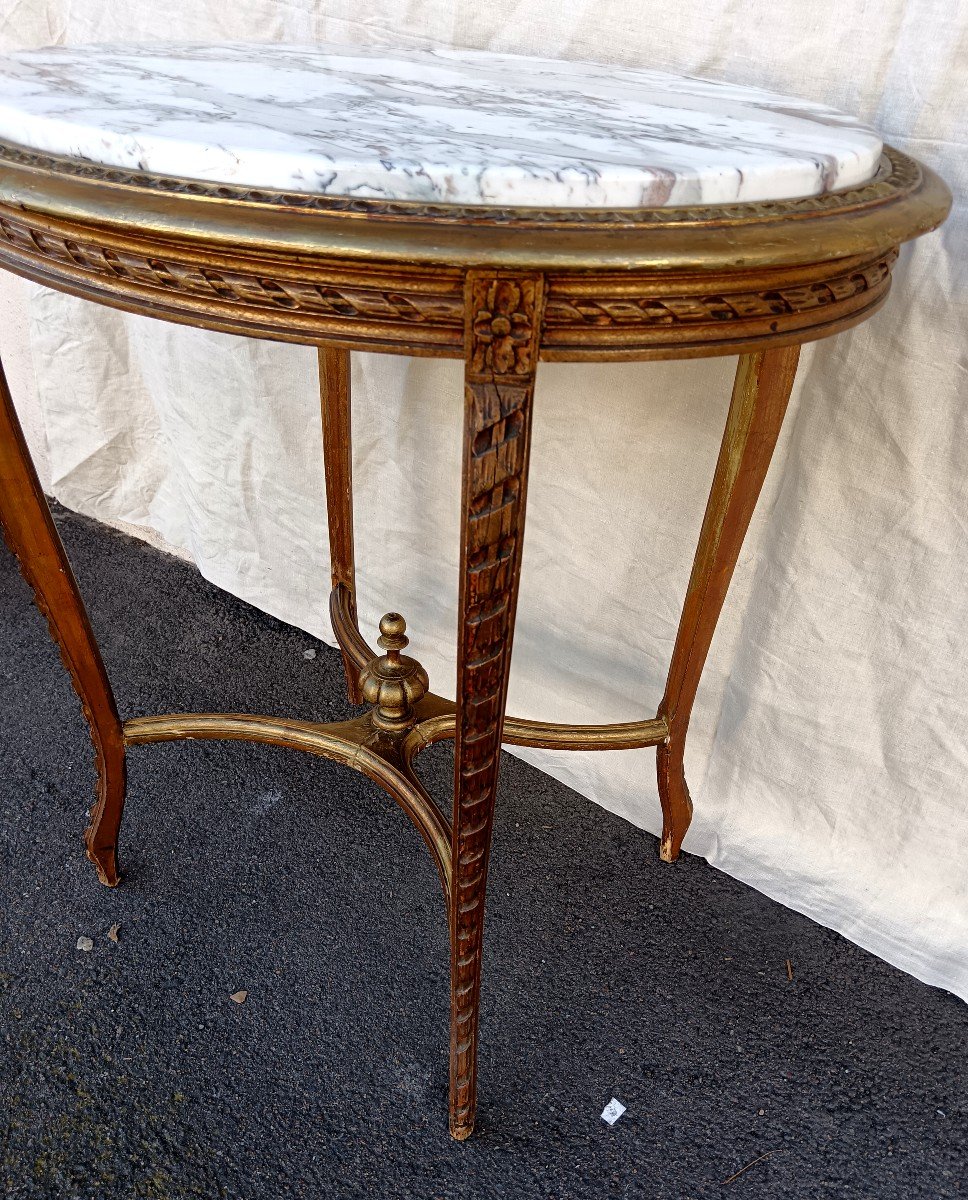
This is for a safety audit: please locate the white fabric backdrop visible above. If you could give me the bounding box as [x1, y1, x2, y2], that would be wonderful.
[1, 1, 966, 999]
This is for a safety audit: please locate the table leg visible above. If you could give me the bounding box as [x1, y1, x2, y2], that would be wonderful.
[0, 357, 126, 886]
[319, 345, 364, 703]
[449, 271, 546, 1139]
[657, 345, 801, 862]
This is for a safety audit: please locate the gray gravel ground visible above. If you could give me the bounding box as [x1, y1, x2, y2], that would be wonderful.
[1, 506, 965, 1199]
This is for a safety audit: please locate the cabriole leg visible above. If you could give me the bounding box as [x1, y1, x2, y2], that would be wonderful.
[657, 345, 801, 862]
[0, 357, 126, 886]
[319, 345, 364, 703]
[449, 271, 545, 1140]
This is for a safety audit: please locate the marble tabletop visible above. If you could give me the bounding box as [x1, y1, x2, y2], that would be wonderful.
[0, 43, 882, 209]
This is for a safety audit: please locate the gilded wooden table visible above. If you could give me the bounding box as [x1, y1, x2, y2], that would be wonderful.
[0, 44, 950, 1138]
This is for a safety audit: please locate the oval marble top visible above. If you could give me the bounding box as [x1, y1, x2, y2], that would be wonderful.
[0, 43, 882, 209]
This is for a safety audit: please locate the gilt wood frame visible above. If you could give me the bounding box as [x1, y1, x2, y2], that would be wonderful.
[0, 137, 950, 1139]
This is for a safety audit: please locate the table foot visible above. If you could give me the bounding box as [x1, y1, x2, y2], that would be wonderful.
[656, 740, 692, 863]
[84, 707, 128, 887]
[85, 838, 121, 888]
[449, 1118, 474, 1141]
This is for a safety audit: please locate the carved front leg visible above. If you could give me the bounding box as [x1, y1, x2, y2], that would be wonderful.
[658, 345, 801, 862]
[449, 271, 545, 1140]
[0, 357, 126, 885]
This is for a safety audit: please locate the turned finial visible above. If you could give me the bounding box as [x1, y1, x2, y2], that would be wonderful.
[360, 612, 429, 732]
[378, 612, 409, 657]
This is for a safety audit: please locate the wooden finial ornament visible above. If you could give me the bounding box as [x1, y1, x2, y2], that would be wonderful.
[360, 613, 429, 732]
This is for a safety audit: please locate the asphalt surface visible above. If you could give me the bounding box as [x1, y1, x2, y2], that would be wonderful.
[0, 506, 965, 1199]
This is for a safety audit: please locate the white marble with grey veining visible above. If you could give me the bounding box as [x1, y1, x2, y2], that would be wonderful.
[0, 43, 883, 208]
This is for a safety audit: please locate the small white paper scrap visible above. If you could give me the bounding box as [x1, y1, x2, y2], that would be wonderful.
[601, 1098, 626, 1125]
[303, 648, 317, 660]
[76, 936, 94, 952]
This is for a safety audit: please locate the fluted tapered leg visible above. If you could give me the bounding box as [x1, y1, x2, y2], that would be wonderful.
[658, 345, 801, 862]
[448, 271, 545, 1139]
[0, 356, 126, 885]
